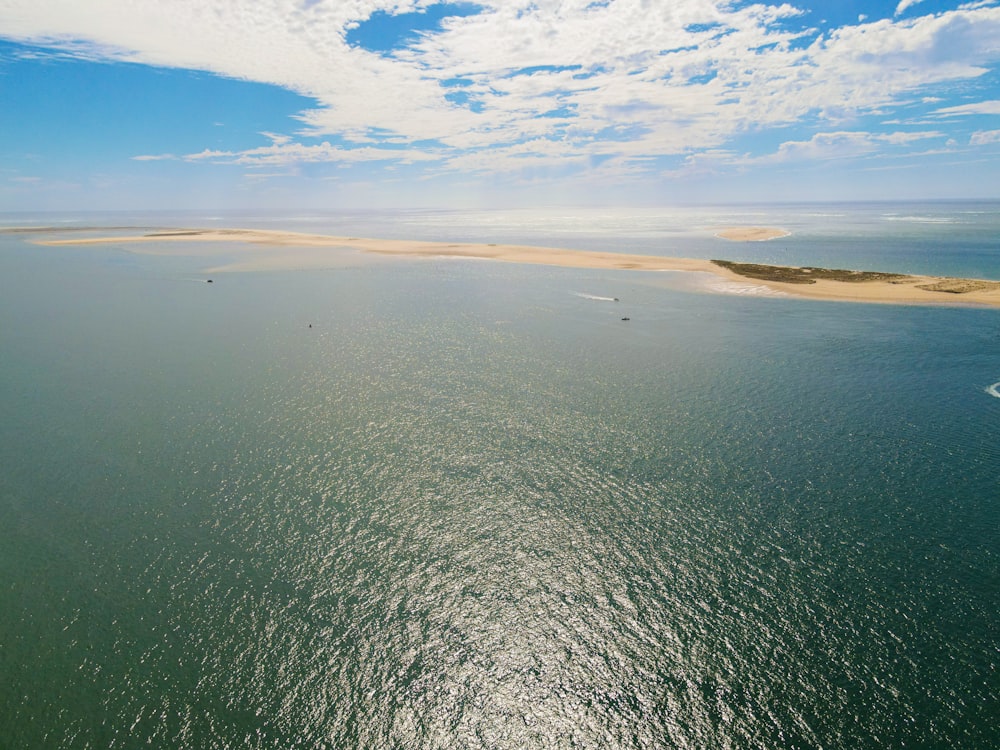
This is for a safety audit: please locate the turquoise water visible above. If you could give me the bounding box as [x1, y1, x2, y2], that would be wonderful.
[1, 205, 999, 748]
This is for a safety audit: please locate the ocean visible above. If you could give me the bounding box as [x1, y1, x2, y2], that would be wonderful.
[1, 202, 998, 748]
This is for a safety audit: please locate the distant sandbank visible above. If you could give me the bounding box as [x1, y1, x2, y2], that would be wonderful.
[27, 227, 1000, 308]
[715, 227, 790, 241]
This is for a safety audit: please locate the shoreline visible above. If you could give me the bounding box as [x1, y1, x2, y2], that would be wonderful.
[25, 226, 1000, 308]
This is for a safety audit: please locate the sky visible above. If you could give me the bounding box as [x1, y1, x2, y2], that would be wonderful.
[1, 0, 1000, 210]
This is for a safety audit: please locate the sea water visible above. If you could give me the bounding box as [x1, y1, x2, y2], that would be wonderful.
[1, 203, 998, 748]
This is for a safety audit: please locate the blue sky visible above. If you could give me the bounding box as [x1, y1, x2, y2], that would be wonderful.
[2, 0, 999, 210]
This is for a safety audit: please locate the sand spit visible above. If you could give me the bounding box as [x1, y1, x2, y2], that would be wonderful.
[34, 228, 718, 273]
[28, 227, 1000, 308]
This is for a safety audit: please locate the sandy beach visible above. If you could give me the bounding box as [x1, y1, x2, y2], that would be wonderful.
[30, 227, 1000, 308]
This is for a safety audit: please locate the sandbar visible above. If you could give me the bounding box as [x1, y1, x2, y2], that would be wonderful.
[27, 227, 1000, 308]
[715, 227, 790, 241]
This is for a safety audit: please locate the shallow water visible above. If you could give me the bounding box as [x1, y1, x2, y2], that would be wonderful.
[1, 206, 998, 748]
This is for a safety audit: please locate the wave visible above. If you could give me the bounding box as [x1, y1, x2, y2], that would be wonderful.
[574, 292, 619, 302]
[882, 215, 955, 224]
[987, 382, 1000, 398]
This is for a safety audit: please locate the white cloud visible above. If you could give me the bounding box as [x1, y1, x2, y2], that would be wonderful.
[751, 130, 945, 164]
[933, 100, 1000, 116]
[970, 129, 1000, 144]
[2, 0, 1000, 179]
[131, 153, 177, 161]
[182, 140, 443, 167]
[895, 0, 926, 16]
[762, 132, 884, 163]
[259, 132, 293, 147]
